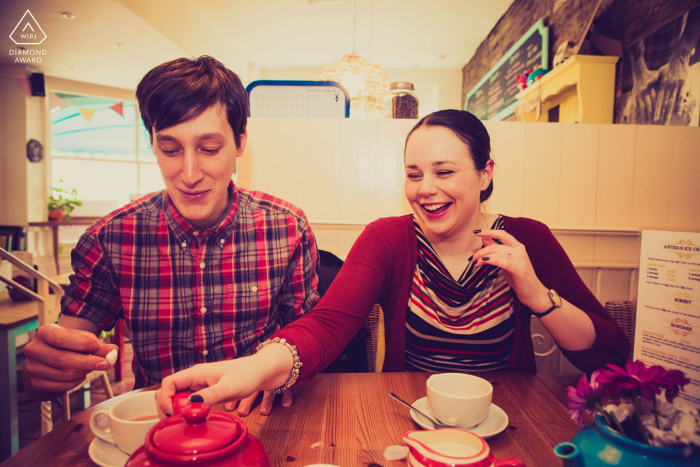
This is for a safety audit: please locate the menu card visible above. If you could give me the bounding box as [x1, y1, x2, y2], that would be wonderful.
[634, 230, 700, 408]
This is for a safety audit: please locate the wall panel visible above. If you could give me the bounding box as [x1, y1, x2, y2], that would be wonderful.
[338, 120, 378, 222]
[670, 126, 700, 230]
[302, 119, 341, 221]
[596, 124, 636, 227]
[632, 125, 672, 228]
[483, 121, 526, 218]
[560, 124, 599, 226]
[522, 123, 562, 226]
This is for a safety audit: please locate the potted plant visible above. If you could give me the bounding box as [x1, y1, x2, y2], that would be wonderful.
[47, 180, 82, 221]
[555, 360, 699, 466]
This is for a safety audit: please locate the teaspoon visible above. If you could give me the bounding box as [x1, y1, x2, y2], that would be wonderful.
[387, 392, 452, 429]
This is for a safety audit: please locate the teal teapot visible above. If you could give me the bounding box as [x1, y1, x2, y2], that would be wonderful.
[554, 415, 700, 467]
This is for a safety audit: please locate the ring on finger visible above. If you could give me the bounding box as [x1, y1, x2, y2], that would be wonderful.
[507, 252, 511, 262]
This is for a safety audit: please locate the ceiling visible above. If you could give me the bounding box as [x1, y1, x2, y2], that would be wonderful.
[0, 0, 513, 90]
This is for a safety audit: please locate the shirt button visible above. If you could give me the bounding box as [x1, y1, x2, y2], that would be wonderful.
[181, 242, 187, 248]
[200, 306, 207, 314]
[200, 262, 205, 269]
[202, 350, 209, 356]
[219, 238, 225, 244]
[251, 285, 258, 292]
[193, 231, 200, 236]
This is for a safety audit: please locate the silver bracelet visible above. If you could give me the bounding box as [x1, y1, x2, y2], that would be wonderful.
[254, 337, 302, 394]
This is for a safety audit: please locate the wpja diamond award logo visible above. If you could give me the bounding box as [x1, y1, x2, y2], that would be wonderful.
[9, 10, 47, 63]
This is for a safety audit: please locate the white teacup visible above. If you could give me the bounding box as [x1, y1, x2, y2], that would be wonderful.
[426, 373, 492, 429]
[89, 391, 160, 455]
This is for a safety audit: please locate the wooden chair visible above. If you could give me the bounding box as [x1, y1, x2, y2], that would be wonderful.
[364, 303, 384, 372]
[0, 248, 113, 434]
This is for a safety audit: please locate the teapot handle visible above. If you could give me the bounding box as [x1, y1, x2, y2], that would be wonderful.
[495, 458, 525, 467]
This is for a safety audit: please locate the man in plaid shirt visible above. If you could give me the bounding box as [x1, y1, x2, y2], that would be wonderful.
[24, 56, 320, 415]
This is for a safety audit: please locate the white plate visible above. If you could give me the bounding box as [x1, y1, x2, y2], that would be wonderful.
[88, 437, 130, 467]
[410, 397, 509, 439]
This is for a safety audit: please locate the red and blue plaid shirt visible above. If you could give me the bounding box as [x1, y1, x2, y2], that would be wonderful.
[62, 182, 319, 388]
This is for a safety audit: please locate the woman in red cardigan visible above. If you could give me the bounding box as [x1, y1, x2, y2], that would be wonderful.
[156, 110, 629, 417]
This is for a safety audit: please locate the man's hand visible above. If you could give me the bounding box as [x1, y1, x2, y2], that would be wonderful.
[225, 389, 293, 416]
[23, 324, 117, 395]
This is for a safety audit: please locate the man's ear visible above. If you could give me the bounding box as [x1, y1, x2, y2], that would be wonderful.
[236, 129, 248, 158]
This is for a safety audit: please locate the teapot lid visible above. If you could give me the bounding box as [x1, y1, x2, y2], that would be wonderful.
[150, 403, 242, 456]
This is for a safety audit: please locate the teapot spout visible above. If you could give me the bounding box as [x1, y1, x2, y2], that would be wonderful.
[554, 442, 585, 467]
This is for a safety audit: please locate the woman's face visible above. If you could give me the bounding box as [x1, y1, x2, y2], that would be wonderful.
[404, 125, 493, 240]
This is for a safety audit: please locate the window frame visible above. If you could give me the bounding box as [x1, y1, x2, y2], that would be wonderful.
[47, 89, 159, 212]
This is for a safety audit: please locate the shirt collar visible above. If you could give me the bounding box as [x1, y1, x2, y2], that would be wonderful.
[163, 180, 239, 250]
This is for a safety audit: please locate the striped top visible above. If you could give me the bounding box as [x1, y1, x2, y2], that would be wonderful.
[405, 215, 515, 372]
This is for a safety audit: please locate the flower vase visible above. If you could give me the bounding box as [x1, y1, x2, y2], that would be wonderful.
[555, 415, 699, 467]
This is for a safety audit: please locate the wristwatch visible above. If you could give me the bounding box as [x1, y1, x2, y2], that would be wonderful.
[532, 289, 562, 318]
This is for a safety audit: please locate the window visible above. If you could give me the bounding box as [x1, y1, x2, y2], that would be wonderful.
[50, 92, 163, 215]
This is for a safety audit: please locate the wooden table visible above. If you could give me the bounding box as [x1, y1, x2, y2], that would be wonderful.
[0, 293, 40, 461]
[28, 217, 99, 272]
[1, 372, 582, 466]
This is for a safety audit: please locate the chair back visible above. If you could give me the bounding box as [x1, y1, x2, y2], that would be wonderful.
[605, 300, 635, 360]
[316, 250, 385, 373]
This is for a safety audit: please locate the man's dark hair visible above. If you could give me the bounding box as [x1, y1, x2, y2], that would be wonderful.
[136, 56, 248, 148]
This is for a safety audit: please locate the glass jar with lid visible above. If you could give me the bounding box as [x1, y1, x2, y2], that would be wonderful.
[389, 82, 419, 119]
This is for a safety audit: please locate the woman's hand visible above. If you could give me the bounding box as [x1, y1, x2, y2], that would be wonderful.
[471, 229, 596, 350]
[470, 229, 550, 311]
[155, 343, 294, 419]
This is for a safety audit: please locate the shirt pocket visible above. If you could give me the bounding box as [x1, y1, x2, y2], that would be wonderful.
[222, 279, 274, 335]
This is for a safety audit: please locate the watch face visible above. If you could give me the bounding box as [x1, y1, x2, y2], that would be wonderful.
[27, 139, 44, 163]
[549, 289, 562, 307]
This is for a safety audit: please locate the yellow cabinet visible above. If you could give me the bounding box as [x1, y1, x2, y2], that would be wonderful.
[515, 55, 619, 124]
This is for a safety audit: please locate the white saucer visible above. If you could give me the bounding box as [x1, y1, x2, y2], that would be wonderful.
[88, 437, 130, 467]
[410, 397, 508, 439]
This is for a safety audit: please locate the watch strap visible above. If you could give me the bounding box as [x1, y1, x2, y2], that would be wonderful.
[532, 289, 561, 318]
[532, 303, 558, 318]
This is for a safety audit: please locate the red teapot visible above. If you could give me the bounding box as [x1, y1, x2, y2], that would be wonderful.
[126, 393, 270, 467]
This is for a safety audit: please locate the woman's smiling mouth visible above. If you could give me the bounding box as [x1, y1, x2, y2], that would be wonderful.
[422, 202, 452, 216]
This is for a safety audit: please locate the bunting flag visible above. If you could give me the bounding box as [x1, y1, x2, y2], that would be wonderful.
[14, 76, 32, 97]
[49, 93, 71, 110]
[110, 101, 124, 117]
[80, 108, 97, 123]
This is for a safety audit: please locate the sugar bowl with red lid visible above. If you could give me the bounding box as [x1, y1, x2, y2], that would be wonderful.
[126, 393, 270, 467]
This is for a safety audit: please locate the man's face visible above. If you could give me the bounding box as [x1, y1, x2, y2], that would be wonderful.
[153, 104, 246, 231]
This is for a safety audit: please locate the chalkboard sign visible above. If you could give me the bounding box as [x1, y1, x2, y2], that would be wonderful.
[465, 19, 548, 121]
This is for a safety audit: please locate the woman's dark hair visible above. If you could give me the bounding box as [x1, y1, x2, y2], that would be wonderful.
[406, 109, 493, 202]
[136, 56, 248, 148]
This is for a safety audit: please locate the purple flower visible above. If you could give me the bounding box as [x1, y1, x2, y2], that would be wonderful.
[658, 369, 690, 402]
[567, 370, 604, 426]
[597, 360, 690, 402]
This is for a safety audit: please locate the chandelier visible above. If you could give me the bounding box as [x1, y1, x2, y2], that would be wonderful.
[314, 0, 388, 113]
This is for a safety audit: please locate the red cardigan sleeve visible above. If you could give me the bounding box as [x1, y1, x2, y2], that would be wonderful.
[274, 218, 397, 381]
[506, 217, 630, 372]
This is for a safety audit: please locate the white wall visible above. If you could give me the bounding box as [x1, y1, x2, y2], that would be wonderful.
[260, 67, 463, 111]
[239, 118, 700, 300]
[0, 65, 32, 226]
